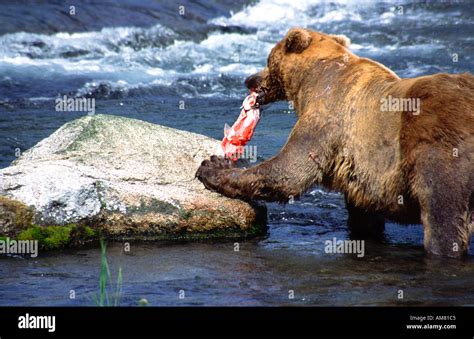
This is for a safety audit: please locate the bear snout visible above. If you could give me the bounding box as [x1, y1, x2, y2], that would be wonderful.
[244, 72, 263, 91]
[245, 71, 267, 105]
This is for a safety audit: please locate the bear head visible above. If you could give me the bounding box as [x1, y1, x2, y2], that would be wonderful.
[245, 28, 351, 104]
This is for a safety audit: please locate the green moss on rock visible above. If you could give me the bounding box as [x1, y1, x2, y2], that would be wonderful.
[16, 224, 98, 250]
[18, 225, 72, 250]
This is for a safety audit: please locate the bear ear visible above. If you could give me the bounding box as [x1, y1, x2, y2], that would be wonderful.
[329, 34, 351, 47]
[285, 28, 312, 53]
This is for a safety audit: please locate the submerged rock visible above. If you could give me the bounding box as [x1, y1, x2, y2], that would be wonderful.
[0, 114, 266, 247]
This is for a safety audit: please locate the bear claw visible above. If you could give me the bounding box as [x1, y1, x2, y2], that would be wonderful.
[195, 155, 238, 191]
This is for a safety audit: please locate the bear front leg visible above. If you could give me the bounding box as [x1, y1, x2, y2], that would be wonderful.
[344, 194, 385, 239]
[196, 117, 329, 202]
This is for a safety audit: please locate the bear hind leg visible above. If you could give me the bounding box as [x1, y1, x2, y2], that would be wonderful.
[412, 150, 472, 258]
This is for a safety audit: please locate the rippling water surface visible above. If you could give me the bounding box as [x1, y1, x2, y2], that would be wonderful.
[0, 0, 473, 306]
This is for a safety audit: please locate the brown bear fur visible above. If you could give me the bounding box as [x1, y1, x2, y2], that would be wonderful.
[196, 28, 474, 258]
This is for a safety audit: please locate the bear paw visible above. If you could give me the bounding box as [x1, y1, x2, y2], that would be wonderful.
[195, 155, 238, 192]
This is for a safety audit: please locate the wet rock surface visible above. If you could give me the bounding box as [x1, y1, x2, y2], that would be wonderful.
[0, 114, 266, 245]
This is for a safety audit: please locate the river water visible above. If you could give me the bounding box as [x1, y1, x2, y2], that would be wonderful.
[0, 0, 473, 306]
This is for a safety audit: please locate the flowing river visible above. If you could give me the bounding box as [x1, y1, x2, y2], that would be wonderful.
[0, 0, 473, 306]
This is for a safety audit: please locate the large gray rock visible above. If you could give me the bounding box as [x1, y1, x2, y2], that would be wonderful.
[0, 114, 266, 243]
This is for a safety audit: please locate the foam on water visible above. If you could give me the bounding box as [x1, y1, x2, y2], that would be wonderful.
[0, 0, 471, 101]
[0, 25, 272, 99]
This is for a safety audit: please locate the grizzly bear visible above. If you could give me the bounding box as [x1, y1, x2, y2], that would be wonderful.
[196, 28, 474, 258]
